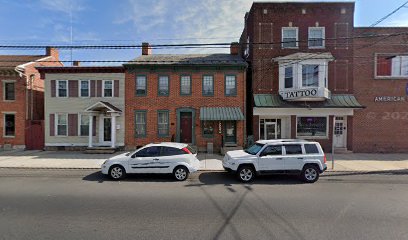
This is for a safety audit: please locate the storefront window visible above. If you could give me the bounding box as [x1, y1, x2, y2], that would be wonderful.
[260, 119, 281, 140]
[202, 121, 214, 137]
[297, 117, 327, 138]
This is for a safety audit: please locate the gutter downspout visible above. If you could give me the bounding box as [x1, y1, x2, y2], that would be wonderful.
[14, 66, 30, 121]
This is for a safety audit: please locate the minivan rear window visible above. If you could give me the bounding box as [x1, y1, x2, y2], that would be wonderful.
[284, 145, 302, 155]
[304, 144, 319, 154]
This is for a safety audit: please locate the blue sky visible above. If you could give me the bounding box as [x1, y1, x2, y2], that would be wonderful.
[0, 0, 407, 65]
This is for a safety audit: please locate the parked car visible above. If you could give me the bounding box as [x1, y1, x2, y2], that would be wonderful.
[101, 143, 200, 181]
[223, 139, 327, 183]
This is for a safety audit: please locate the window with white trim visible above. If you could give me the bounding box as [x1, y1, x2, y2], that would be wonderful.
[296, 117, 327, 138]
[302, 65, 319, 87]
[103, 80, 113, 97]
[56, 114, 67, 136]
[282, 27, 298, 48]
[4, 114, 15, 137]
[308, 27, 325, 48]
[284, 66, 293, 88]
[57, 80, 68, 97]
[79, 115, 90, 136]
[80, 80, 89, 97]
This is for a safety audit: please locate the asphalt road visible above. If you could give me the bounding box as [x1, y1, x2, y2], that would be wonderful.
[0, 169, 407, 240]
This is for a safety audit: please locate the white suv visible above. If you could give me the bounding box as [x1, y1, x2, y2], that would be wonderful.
[223, 139, 327, 183]
[101, 143, 200, 181]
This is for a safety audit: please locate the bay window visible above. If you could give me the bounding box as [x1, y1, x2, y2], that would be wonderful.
[302, 65, 319, 87]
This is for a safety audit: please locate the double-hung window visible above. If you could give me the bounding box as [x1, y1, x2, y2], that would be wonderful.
[158, 76, 169, 96]
[103, 80, 113, 97]
[80, 80, 89, 97]
[56, 114, 67, 136]
[308, 27, 325, 48]
[180, 75, 191, 95]
[282, 27, 298, 48]
[135, 111, 147, 137]
[225, 75, 237, 96]
[4, 114, 15, 137]
[202, 75, 214, 96]
[79, 115, 90, 136]
[136, 75, 147, 96]
[376, 55, 408, 77]
[3, 82, 15, 101]
[57, 80, 68, 97]
[157, 110, 169, 137]
[284, 66, 293, 88]
[302, 65, 319, 87]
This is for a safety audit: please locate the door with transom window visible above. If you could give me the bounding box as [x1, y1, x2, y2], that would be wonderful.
[334, 117, 347, 148]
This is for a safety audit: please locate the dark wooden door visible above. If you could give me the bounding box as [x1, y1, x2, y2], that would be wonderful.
[180, 113, 192, 143]
[25, 120, 44, 150]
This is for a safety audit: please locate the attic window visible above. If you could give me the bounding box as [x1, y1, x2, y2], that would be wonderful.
[341, 8, 346, 14]
[302, 9, 306, 14]
[263, 9, 268, 14]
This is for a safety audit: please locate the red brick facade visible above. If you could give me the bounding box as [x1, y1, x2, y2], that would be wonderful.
[0, 48, 61, 149]
[353, 28, 408, 152]
[124, 55, 247, 152]
[240, 2, 356, 152]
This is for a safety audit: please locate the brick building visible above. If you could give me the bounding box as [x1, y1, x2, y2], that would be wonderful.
[124, 43, 247, 152]
[353, 27, 408, 153]
[0, 47, 61, 150]
[240, 2, 363, 153]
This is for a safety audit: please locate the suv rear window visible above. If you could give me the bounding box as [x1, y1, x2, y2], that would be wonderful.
[304, 144, 319, 154]
[284, 145, 302, 155]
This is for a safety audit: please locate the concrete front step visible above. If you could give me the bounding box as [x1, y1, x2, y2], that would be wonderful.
[85, 147, 118, 154]
[334, 148, 353, 154]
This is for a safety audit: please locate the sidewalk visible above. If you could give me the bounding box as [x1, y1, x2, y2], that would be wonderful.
[0, 150, 407, 172]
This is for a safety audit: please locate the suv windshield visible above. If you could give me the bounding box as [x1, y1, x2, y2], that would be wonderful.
[245, 143, 265, 155]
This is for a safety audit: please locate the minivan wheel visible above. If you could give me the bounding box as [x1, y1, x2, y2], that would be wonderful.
[109, 165, 126, 180]
[237, 166, 255, 182]
[173, 166, 189, 181]
[301, 165, 319, 183]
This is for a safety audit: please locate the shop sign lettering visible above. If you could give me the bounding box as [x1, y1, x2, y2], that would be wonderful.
[374, 96, 406, 102]
[282, 89, 318, 100]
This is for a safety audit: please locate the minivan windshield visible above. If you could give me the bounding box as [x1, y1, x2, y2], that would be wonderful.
[245, 143, 265, 155]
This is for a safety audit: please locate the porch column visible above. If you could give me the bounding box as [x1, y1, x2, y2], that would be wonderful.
[111, 114, 117, 148]
[88, 115, 93, 148]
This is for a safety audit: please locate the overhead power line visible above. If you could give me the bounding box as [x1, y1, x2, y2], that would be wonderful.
[370, 0, 408, 27]
[0, 31, 407, 50]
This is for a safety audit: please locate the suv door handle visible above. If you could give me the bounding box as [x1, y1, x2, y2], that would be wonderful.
[297, 158, 304, 160]
[276, 158, 283, 160]
[153, 158, 159, 161]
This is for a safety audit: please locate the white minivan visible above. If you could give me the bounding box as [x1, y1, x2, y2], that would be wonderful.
[223, 139, 327, 183]
[101, 142, 200, 181]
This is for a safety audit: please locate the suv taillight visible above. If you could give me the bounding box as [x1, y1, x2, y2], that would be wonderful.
[182, 147, 192, 154]
[324, 155, 327, 164]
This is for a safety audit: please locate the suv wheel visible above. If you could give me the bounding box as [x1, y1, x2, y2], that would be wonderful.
[109, 165, 126, 180]
[237, 166, 255, 182]
[301, 165, 319, 183]
[173, 166, 189, 181]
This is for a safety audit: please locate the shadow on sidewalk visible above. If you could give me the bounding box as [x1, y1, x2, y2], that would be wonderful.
[322, 169, 408, 177]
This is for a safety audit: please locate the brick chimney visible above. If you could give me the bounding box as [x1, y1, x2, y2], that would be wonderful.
[230, 42, 239, 55]
[46, 47, 59, 60]
[73, 61, 80, 66]
[142, 42, 152, 55]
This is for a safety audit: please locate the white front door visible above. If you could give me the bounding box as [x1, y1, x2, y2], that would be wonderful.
[334, 117, 347, 148]
[265, 123, 277, 140]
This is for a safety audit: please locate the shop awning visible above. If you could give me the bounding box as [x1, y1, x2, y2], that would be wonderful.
[254, 94, 364, 108]
[200, 107, 245, 121]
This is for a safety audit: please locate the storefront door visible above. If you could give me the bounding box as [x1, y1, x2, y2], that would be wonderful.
[225, 121, 236, 144]
[334, 117, 346, 148]
[265, 123, 277, 139]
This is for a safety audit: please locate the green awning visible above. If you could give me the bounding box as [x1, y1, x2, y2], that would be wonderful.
[254, 94, 364, 108]
[200, 107, 245, 121]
